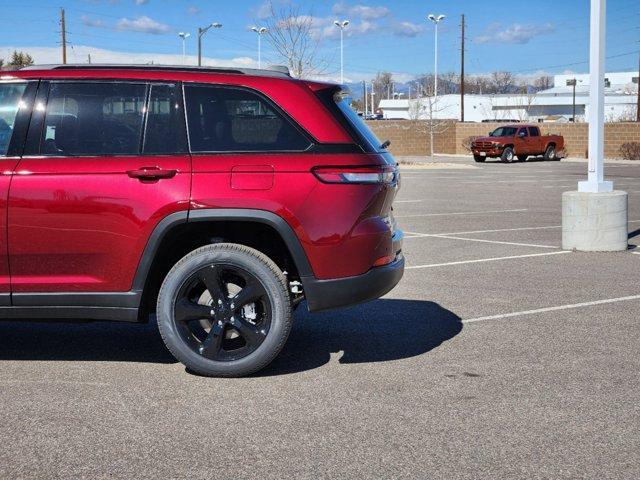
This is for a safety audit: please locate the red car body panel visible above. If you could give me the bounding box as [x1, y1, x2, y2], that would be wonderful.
[0, 67, 402, 311]
[8, 154, 191, 292]
[190, 152, 396, 279]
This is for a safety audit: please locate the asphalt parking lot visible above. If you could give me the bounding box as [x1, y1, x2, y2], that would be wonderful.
[1, 156, 639, 479]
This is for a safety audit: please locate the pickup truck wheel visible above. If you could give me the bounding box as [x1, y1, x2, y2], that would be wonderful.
[156, 243, 292, 377]
[473, 155, 486, 162]
[501, 147, 515, 163]
[517, 155, 528, 162]
[544, 145, 557, 161]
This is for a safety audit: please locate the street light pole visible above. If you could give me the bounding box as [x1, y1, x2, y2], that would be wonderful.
[178, 32, 191, 64]
[333, 20, 350, 84]
[578, 0, 611, 193]
[427, 14, 446, 103]
[251, 26, 268, 69]
[197, 22, 222, 67]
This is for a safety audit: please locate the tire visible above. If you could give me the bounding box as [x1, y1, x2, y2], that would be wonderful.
[473, 155, 486, 163]
[156, 243, 292, 377]
[544, 144, 557, 161]
[517, 155, 528, 162]
[501, 147, 515, 163]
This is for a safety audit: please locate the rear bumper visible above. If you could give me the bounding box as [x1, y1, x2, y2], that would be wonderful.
[301, 252, 405, 312]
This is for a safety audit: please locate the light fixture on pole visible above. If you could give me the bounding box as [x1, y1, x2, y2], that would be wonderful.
[251, 26, 268, 69]
[178, 32, 191, 64]
[333, 20, 349, 84]
[197, 22, 222, 67]
[427, 14, 445, 103]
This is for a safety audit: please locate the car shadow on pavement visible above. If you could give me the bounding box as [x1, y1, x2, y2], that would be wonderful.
[0, 299, 462, 374]
[0, 320, 176, 364]
[259, 299, 462, 376]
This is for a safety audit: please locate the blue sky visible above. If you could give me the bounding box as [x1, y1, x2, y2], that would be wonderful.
[1, 0, 638, 82]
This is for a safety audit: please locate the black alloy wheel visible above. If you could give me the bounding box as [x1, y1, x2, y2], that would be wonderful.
[157, 243, 292, 377]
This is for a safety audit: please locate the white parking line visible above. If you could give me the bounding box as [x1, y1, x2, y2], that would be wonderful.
[404, 225, 561, 236]
[418, 234, 559, 249]
[404, 219, 640, 238]
[395, 200, 424, 203]
[396, 208, 528, 218]
[462, 294, 640, 324]
[406, 251, 570, 269]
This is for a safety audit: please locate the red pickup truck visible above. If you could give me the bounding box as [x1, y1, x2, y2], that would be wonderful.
[471, 125, 564, 163]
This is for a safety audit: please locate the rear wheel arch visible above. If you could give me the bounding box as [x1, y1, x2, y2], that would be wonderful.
[134, 209, 313, 319]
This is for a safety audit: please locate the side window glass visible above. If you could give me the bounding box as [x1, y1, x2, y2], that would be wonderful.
[184, 85, 311, 153]
[518, 128, 528, 137]
[0, 82, 28, 156]
[529, 127, 540, 137]
[41, 82, 147, 156]
[143, 83, 187, 154]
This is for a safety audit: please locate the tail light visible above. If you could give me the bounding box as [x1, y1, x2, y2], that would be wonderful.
[313, 165, 396, 185]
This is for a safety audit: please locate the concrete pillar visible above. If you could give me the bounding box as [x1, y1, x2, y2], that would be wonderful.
[562, 191, 628, 251]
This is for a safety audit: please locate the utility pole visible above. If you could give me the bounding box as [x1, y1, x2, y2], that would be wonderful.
[87, 54, 91, 64]
[460, 14, 465, 122]
[60, 8, 67, 65]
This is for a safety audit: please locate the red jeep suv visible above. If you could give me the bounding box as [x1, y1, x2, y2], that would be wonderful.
[0, 65, 403, 376]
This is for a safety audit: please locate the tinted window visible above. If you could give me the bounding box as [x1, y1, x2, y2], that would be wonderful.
[490, 127, 517, 137]
[528, 127, 540, 137]
[184, 85, 311, 152]
[518, 128, 528, 137]
[143, 83, 187, 154]
[41, 82, 147, 156]
[0, 82, 28, 156]
[334, 93, 382, 152]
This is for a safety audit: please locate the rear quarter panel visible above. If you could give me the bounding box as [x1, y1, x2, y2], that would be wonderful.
[190, 153, 396, 279]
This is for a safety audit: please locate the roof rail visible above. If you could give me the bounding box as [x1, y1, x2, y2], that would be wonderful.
[19, 63, 292, 78]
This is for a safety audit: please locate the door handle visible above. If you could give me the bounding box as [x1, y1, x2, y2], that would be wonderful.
[127, 167, 177, 181]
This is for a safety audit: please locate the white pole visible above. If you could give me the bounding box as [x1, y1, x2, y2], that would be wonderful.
[434, 22, 438, 103]
[371, 88, 375, 117]
[182, 38, 186, 64]
[340, 27, 344, 84]
[258, 34, 262, 69]
[364, 82, 368, 117]
[578, 0, 612, 193]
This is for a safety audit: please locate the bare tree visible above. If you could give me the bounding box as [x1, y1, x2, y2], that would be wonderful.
[466, 75, 491, 95]
[261, 2, 327, 78]
[413, 83, 453, 159]
[373, 71, 394, 101]
[533, 75, 553, 91]
[489, 71, 515, 94]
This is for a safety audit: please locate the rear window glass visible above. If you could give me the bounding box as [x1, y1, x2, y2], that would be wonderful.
[330, 91, 382, 152]
[184, 85, 311, 152]
[0, 82, 28, 156]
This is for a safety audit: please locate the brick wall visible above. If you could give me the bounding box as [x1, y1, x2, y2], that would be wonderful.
[364, 120, 456, 156]
[366, 121, 640, 158]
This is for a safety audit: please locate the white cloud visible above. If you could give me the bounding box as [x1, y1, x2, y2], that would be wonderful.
[81, 15, 104, 28]
[0, 45, 257, 69]
[475, 23, 555, 45]
[187, 6, 201, 16]
[116, 16, 171, 35]
[392, 21, 425, 38]
[332, 2, 389, 20]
